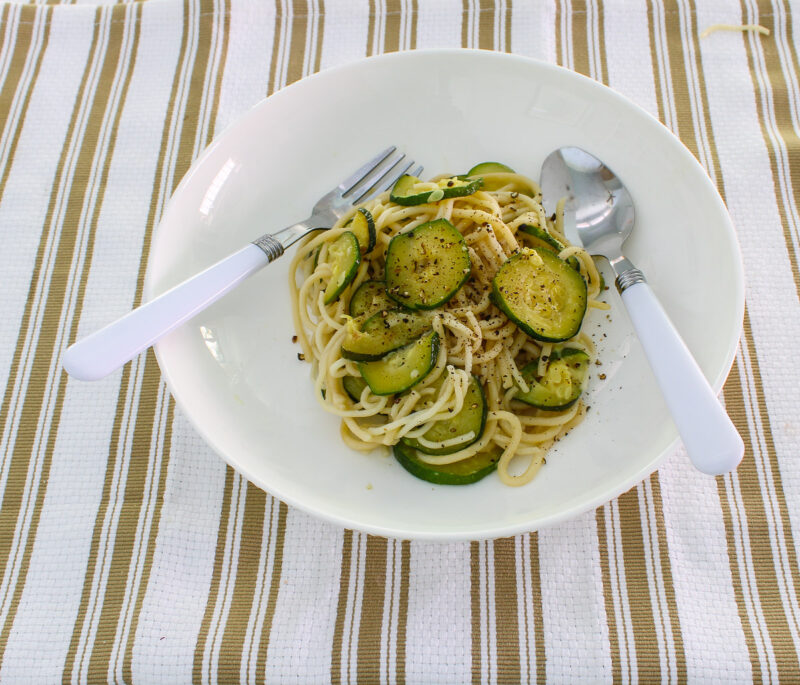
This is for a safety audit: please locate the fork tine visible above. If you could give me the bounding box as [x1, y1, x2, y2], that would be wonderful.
[353, 158, 416, 204]
[409, 165, 424, 178]
[338, 146, 397, 195]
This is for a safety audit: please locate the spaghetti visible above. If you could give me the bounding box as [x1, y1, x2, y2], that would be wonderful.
[289, 167, 607, 486]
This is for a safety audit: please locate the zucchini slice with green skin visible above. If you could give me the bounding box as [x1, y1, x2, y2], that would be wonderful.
[346, 208, 376, 254]
[402, 375, 487, 455]
[349, 280, 396, 318]
[322, 231, 361, 304]
[385, 219, 471, 310]
[515, 348, 590, 411]
[358, 330, 439, 395]
[492, 247, 587, 342]
[393, 442, 500, 485]
[389, 174, 483, 206]
[341, 310, 433, 361]
[520, 224, 580, 271]
[342, 375, 368, 402]
[467, 161, 516, 176]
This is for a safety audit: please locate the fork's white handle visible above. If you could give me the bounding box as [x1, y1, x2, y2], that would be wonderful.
[620, 280, 744, 475]
[63, 244, 270, 381]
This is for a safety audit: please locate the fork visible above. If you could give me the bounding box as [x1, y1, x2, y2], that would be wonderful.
[62, 146, 421, 381]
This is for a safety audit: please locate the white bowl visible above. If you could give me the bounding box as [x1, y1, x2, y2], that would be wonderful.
[145, 49, 744, 541]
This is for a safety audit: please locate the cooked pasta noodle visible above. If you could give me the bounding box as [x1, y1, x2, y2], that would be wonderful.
[289, 169, 605, 486]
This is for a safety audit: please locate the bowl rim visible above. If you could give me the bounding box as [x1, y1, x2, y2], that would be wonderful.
[146, 48, 745, 540]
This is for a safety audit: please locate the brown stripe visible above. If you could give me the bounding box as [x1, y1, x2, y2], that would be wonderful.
[88, 1, 223, 677]
[409, 0, 418, 50]
[366, 0, 377, 56]
[595, 508, 623, 683]
[727, 314, 800, 677]
[616, 489, 661, 681]
[203, 0, 231, 148]
[747, 0, 800, 299]
[285, 1, 309, 87]
[679, 0, 800, 676]
[478, 0, 494, 50]
[395, 539, 410, 685]
[529, 533, 546, 684]
[595, 0, 608, 83]
[570, 0, 591, 77]
[718, 368, 762, 681]
[647, 477, 687, 681]
[0, 6, 52, 205]
[121, 397, 175, 683]
[122, 0, 232, 674]
[254, 501, 288, 683]
[330, 529, 354, 685]
[65, 0, 203, 674]
[0, 3, 132, 671]
[216, 485, 268, 684]
[493, 537, 521, 683]
[555, 0, 563, 71]
[192, 471, 242, 683]
[356, 536, 388, 683]
[469, 540, 482, 685]
[384, 0, 401, 53]
[267, 0, 288, 95]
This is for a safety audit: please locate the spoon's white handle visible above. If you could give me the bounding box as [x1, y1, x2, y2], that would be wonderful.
[62, 244, 270, 381]
[620, 280, 744, 475]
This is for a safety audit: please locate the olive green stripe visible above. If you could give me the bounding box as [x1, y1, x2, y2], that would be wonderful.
[595, 0, 608, 84]
[254, 501, 288, 683]
[460, 0, 468, 49]
[595, 508, 623, 683]
[0, 6, 52, 206]
[216, 485, 267, 684]
[469, 540, 482, 685]
[330, 529, 354, 685]
[395, 539, 410, 685]
[192, 469, 238, 683]
[493, 537, 520, 683]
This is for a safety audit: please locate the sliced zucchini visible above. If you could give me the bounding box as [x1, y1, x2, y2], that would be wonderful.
[385, 219, 471, 310]
[402, 375, 487, 455]
[341, 309, 433, 361]
[520, 224, 580, 271]
[492, 247, 587, 342]
[389, 174, 482, 206]
[349, 280, 396, 318]
[515, 348, 590, 410]
[393, 442, 500, 485]
[343, 375, 368, 402]
[358, 330, 439, 395]
[346, 208, 376, 254]
[467, 161, 516, 176]
[323, 231, 361, 304]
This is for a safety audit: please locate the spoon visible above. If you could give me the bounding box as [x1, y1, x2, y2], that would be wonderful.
[540, 147, 744, 476]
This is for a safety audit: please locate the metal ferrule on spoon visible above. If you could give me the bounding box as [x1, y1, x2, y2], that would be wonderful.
[541, 147, 744, 476]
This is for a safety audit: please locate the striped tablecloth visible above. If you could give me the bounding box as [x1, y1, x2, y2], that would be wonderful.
[1, 0, 798, 682]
